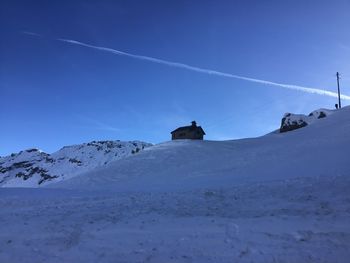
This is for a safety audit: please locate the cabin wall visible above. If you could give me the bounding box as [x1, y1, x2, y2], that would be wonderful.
[171, 130, 203, 140]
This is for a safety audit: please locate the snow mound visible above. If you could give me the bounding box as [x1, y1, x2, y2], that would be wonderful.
[280, 108, 333, 133]
[0, 140, 152, 187]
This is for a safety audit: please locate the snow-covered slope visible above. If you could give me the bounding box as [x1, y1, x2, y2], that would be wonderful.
[0, 140, 151, 187]
[51, 106, 349, 192]
[1, 107, 349, 263]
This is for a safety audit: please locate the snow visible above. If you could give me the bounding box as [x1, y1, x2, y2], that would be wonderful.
[283, 108, 333, 124]
[0, 106, 350, 262]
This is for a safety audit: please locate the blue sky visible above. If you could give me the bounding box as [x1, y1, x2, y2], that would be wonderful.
[1, 0, 350, 156]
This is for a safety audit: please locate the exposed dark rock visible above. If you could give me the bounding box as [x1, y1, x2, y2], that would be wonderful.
[132, 148, 141, 154]
[15, 172, 26, 179]
[0, 167, 10, 173]
[280, 109, 330, 133]
[280, 118, 308, 133]
[26, 148, 39, 153]
[38, 174, 58, 185]
[12, 161, 33, 169]
[318, 111, 326, 119]
[15, 166, 58, 184]
[45, 157, 55, 163]
[69, 158, 82, 165]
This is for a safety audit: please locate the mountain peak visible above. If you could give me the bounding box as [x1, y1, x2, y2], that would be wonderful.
[0, 140, 152, 187]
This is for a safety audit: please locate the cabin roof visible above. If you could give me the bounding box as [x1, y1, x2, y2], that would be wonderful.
[171, 125, 206, 135]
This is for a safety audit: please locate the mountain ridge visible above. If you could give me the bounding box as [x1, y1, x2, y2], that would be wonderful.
[0, 140, 151, 187]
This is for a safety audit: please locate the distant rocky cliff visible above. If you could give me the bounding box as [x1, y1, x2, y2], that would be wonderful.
[0, 140, 151, 187]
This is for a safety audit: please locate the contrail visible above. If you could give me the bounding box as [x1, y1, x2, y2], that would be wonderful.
[22, 31, 42, 37]
[56, 38, 350, 100]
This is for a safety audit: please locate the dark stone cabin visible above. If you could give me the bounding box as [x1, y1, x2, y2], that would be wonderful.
[171, 121, 205, 140]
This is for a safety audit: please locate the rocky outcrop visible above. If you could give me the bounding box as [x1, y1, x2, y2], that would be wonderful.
[280, 109, 332, 133]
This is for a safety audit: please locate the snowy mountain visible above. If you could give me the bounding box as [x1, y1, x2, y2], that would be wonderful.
[0, 140, 151, 187]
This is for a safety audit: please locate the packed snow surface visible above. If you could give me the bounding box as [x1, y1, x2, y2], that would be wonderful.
[1, 107, 350, 262]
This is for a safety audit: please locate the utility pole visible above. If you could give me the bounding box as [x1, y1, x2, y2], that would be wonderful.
[336, 72, 342, 109]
